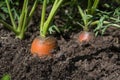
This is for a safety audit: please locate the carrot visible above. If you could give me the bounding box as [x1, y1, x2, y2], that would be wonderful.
[77, 0, 99, 43]
[78, 31, 94, 42]
[31, 36, 57, 57]
[30, 0, 63, 57]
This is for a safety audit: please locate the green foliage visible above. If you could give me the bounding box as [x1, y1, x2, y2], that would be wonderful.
[1, 74, 11, 80]
[0, 0, 20, 20]
[94, 7, 120, 36]
[0, 0, 38, 39]
[0, 0, 120, 39]
[48, 25, 60, 34]
[77, 0, 100, 31]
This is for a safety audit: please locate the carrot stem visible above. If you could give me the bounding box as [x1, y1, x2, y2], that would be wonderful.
[17, 0, 27, 32]
[0, 0, 38, 39]
[40, 0, 47, 37]
[90, 0, 99, 15]
[5, 0, 17, 29]
[17, 0, 28, 39]
[40, 0, 63, 37]
[0, 20, 17, 33]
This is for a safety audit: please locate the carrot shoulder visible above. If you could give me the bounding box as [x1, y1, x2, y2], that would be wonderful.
[31, 36, 57, 57]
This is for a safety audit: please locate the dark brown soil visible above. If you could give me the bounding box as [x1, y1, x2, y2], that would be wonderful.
[0, 24, 120, 80]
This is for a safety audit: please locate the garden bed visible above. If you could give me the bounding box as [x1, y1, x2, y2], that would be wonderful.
[0, 24, 120, 80]
[0, 0, 120, 80]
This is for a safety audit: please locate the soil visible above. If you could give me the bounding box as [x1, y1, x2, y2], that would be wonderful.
[0, 22, 120, 80]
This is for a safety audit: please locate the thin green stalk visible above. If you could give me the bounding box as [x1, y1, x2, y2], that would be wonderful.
[0, 20, 17, 33]
[40, 0, 47, 37]
[87, 0, 92, 14]
[77, 5, 86, 26]
[5, 0, 16, 29]
[40, 0, 59, 37]
[91, 0, 99, 15]
[52, 0, 59, 8]
[29, 0, 38, 18]
[25, 0, 38, 32]
[77, 5, 88, 31]
[26, 0, 38, 25]
[91, 20, 120, 28]
[90, 20, 110, 26]
[22, 1, 28, 33]
[41, 0, 63, 37]
[109, 24, 120, 28]
[17, 0, 28, 32]
[76, 21, 84, 29]
[17, 0, 28, 39]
